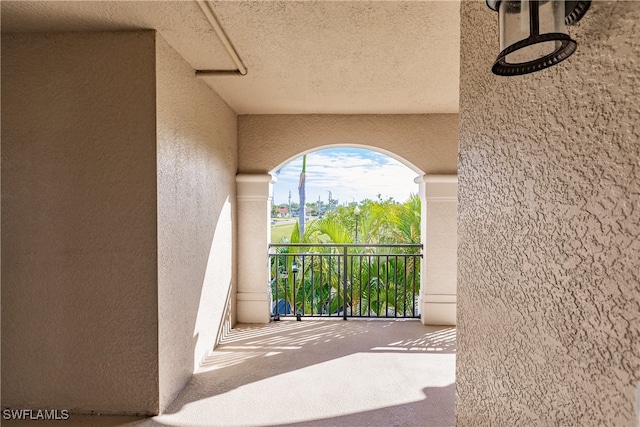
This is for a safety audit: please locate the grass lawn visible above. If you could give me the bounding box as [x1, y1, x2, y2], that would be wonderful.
[271, 221, 295, 243]
[270, 218, 318, 243]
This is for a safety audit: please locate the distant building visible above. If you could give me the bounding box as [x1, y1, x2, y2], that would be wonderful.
[278, 207, 289, 217]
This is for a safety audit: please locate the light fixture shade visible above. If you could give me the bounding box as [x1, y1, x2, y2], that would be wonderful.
[564, 0, 591, 25]
[487, 0, 588, 76]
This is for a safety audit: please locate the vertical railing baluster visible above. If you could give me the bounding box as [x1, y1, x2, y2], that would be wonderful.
[367, 254, 371, 316]
[301, 254, 306, 317]
[329, 253, 333, 317]
[350, 248, 354, 317]
[385, 255, 389, 317]
[310, 255, 315, 315]
[411, 256, 422, 317]
[403, 255, 408, 316]
[284, 254, 289, 316]
[358, 252, 363, 317]
[319, 253, 324, 316]
[377, 255, 381, 317]
[292, 254, 296, 317]
[394, 255, 398, 318]
[279, 254, 282, 316]
[343, 245, 348, 321]
[273, 253, 278, 318]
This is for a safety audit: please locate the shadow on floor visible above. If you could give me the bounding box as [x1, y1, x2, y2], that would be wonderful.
[5, 319, 456, 427]
[271, 383, 455, 427]
[165, 319, 455, 403]
[154, 319, 456, 427]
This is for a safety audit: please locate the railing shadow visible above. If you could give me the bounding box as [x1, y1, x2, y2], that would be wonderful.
[198, 320, 455, 377]
[161, 319, 456, 425]
[22, 321, 456, 426]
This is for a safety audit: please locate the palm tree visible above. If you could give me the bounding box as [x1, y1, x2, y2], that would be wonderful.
[389, 194, 421, 245]
[271, 194, 421, 317]
[298, 155, 307, 235]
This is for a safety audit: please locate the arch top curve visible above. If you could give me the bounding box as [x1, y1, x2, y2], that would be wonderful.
[238, 114, 459, 176]
[270, 143, 424, 176]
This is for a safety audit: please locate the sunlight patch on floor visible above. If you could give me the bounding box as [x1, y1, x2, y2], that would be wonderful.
[158, 352, 454, 427]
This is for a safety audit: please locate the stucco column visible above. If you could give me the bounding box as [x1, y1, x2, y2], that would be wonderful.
[236, 174, 274, 324]
[417, 174, 458, 325]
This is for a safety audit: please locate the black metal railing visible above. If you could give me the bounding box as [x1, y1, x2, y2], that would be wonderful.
[269, 243, 422, 320]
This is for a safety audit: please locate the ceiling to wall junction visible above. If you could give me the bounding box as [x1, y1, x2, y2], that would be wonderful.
[1, 0, 461, 115]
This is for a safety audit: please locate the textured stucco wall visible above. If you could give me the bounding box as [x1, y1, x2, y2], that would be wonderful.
[238, 114, 458, 174]
[155, 35, 238, 411]
[1, 32, 159, 414]
[457, 2, 640, 425]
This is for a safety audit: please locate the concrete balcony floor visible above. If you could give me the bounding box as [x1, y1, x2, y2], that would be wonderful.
[8, 319, 456, 427]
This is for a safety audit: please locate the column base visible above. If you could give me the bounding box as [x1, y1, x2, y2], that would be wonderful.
[420, 294, 456, 326]
[237, 292, 271, 324]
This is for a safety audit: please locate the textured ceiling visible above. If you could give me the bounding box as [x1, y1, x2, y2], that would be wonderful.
[1, 1, 461, 114]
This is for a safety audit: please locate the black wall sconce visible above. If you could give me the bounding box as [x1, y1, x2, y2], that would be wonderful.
[487, 0, 591, 75]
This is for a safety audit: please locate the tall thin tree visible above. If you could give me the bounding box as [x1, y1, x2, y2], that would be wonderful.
[298, 155, 307, 235]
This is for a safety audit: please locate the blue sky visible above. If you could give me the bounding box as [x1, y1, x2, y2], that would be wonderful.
[272, 148, 419, 207]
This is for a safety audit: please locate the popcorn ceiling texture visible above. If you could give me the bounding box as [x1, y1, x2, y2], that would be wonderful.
[457, 1, 640, 425]
[208, 1, 460, 114]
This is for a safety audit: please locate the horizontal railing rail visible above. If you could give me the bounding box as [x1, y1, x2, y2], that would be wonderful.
[269, 243, 422, 320]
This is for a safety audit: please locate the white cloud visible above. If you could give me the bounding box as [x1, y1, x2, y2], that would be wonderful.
[272, 148, 419, 206]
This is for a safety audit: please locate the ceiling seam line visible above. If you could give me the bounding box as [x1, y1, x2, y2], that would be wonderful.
[195, 0, 247, 76]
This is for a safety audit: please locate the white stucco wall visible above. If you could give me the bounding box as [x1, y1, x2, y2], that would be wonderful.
[457, 1, 640, 425]
[235, 174, 274, 324]
[155, 34, 238, 412]
[238, 114, 458, 174]
[1, 32, 159, 414]
[422, 175, 458, 325]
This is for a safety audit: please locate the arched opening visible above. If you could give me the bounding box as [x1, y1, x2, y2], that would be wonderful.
[271, 143, 424, 176]
[270, 146, 420, 241]
[268, 147, 422, 320]
[236, 153, 456, 326]
[235, 116, 457, 327]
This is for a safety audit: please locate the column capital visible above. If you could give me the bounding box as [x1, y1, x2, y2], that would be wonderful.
[236, 173, 275, 202]
[236, 173, 276, 184]
[414, 173, 458, 183]
[423, 174, 457, 201]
